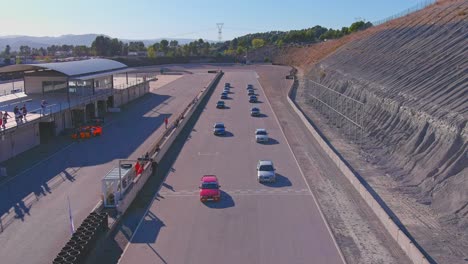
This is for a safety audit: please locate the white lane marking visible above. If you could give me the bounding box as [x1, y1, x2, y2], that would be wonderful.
[197, 152, 219, 156]
[158, 188, 310, 196]
[256, 71, 348, 264]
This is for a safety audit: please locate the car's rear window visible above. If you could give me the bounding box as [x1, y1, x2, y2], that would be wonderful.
[256, 131, 267, 135]
[201, 182, 218, 189]
[215, 124, 224, 128]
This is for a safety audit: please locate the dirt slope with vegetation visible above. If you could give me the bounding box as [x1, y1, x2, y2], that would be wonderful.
[274, 0, 467, 262]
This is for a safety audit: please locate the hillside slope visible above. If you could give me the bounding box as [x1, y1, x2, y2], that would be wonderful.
[275, 0, 467, 262]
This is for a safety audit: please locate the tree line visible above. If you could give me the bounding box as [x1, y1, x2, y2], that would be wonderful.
[223, 20, 372, 56]
[1, 20, 372, 63]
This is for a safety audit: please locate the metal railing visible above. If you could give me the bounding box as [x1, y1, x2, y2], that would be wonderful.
[372, 0, 436, 26]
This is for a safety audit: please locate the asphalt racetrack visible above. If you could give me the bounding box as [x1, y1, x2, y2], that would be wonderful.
[119, 69, 344, 264]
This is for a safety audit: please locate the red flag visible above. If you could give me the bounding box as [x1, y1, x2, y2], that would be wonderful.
[137, 166, 144, 175]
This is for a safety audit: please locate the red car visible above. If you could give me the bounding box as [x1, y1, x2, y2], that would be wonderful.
[199, 175, 221, 202]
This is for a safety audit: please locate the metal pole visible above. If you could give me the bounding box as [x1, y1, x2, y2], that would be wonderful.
[118, 160, 122, 201]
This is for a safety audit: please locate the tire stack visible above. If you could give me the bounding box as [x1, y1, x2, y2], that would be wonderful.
[52, 211, 108, 264]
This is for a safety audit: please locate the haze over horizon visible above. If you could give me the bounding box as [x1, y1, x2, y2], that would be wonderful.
[1, 0, 424, 41]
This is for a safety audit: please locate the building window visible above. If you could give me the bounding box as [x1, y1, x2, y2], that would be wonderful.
[43, 81, 67, 93]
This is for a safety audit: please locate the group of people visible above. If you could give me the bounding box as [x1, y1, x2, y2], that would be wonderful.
[14, 104, 28, 124]
[0, 99, 48, 130]
[0, 104, 27, 130]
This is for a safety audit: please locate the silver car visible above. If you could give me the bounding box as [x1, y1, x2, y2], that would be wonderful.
[257, 160, 276, 183]
[255, 129, 268, 142]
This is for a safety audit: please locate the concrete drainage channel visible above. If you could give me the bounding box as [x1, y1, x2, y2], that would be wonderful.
[285, 70, 435, 264]
[52, 71, 224, 264]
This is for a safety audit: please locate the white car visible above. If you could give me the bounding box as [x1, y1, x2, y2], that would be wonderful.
[257, 160, 276, 183]
[255, 129, 268, 142]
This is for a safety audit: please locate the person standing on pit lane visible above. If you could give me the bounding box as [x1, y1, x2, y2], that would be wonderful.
[2, 111, 11, 130]
[21, 104, 27, 121]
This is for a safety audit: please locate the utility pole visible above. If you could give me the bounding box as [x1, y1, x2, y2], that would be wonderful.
[216, 23, 224, 42]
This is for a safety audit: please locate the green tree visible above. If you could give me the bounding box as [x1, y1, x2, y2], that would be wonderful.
[236, 46, 246, 56]
[251, 38, 265, 49]
[341, 27, 349, 35]
[92, 35, 112, 56]
[128, 41, 145, 52]
[147, 46, 156, 58]
[169, 40, 178, 47]
[19, 45, 31, 56]
[276, 39, 284, 47]
[160, 39, 169, 53]
[349, 21, 368, 32]
[201, 42, 210, 56]
[15, 56, 21, 64]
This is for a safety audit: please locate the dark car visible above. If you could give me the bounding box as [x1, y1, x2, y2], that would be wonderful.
[249, 95, 257, 103]
[216, 101, 226, 108]
[248, 90, 255, 96]
[247, 84, 253, 89]
[213, 122, 226, 135]
[251, 107, 260, 116]
[225, 82, 230, 88]
[221, 92, 228, 99]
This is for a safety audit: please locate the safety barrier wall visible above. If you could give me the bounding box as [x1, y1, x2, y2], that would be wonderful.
[114, 71, 223, 216]
[285, 74, 432, 264]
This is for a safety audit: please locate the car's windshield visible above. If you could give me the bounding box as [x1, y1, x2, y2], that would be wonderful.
[259, 165, 274, 171]
[215, 124, 224, 128]
[201, 182, 218, 189]
[252, 108, 259, 111]
[217, 101, 224, 104]
[256, 131, 267, 135]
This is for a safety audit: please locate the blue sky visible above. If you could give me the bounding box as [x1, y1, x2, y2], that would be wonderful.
[0, 0, 424, 40]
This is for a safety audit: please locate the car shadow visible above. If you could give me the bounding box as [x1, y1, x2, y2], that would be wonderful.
[216, 131, 234, 137]
[258, 137, 279, 145]
[252, 113, 268, 118]
[250, 100, 262, 104]
[203, 190, 235, 209]
[260, 173, 292, 188]
[217, 106, 231, 110]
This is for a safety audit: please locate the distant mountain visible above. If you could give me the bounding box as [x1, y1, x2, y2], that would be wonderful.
[0, 34, 216, 51]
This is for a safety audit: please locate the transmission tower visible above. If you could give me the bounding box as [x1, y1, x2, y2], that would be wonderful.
[216, 23, 224, 42]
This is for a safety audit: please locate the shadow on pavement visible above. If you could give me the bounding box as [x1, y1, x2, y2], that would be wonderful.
[252, 113, 268, 118]
[0, 93, 171, 227]
[219, 131, 234, 137]
[260, 173, 292, 188]
[130, 211, 165, 244]
[258, 138, 279, 145]
[203, 190, 235, 209]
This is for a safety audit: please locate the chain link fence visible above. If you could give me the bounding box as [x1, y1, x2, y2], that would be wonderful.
[301, 78, 365, 144]
[372, 0, 436, 26]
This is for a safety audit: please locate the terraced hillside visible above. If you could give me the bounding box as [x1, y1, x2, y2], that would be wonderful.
[275, 0, 467, 262]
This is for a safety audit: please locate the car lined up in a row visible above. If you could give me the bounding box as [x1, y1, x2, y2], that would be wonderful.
[203, 82, 277, 202]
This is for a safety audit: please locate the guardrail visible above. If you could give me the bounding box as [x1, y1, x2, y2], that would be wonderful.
[286, 71, 433, 264]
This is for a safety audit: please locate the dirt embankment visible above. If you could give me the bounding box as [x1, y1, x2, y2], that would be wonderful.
[274, 0, 467, 262]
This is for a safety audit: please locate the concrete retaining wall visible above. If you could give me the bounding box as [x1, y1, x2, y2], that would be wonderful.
[285, 77, 431, 264]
